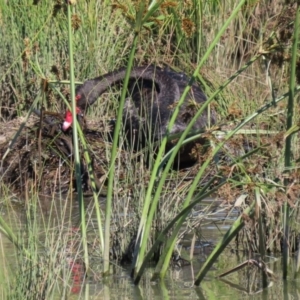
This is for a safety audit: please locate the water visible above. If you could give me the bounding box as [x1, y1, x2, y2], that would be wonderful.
[0, 196, 299, 299]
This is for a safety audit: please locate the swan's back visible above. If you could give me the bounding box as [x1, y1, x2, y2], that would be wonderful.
[123, 67, 215, 139]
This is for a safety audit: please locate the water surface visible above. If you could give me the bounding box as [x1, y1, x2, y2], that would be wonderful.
[0, 196, 298, 299]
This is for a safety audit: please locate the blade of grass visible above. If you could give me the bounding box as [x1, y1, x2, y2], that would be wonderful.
[255, 187, 268, 288]
[66, 1, 89, 271]
[282, 3, 300, 280]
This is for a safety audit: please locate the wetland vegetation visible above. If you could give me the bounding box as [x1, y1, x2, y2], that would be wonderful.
[0, 0, 300, 298]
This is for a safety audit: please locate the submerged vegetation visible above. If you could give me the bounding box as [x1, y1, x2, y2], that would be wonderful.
[0, 0, 300, 298]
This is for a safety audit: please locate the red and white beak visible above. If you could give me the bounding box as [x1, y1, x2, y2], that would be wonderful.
[62, 110, 73, 131]
[62, 107, 81, 131]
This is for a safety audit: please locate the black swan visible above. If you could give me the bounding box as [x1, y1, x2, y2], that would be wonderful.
[62, 65, 216, 165]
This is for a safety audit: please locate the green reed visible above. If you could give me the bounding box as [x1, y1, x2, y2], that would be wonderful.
[65, 1, 89, 271]
[282, 3, 300, 279]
